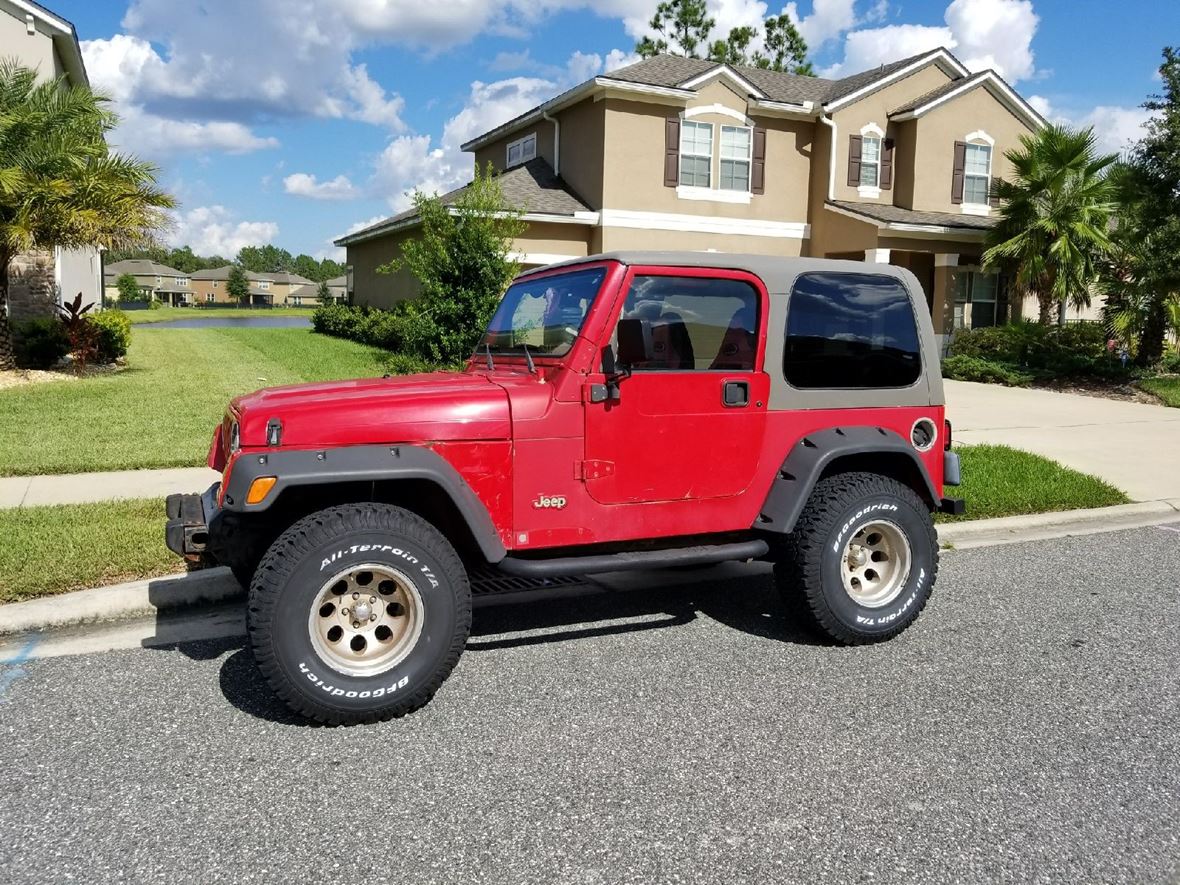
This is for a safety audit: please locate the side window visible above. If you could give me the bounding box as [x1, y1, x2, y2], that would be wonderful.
[618, 275, 760, 371]
[783, 272, 921, 389]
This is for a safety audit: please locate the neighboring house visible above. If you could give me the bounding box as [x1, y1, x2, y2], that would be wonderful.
[337, 48, 1052, 343]
[104, 259, 192, 305]
[1, 0, 100, 322]
[324, 275, 347, 302]
[190, 266, 321, 306]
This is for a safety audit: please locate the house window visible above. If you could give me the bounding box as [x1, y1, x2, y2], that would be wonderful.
[719, 125, 752, 192]
[963, 143, 992, 205]
[206, 293, 215, 303]
[679, 121, 713, 188]
[952, 269, 1000, 329]
[177, 278, 188, 286]
[506, 132, 537, 168]
[860, 136, 881, 187]
[259, 280, 270, 290]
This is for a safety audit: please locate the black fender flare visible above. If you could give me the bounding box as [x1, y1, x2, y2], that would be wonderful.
[221, 444, 506, 563]
[755, 426, 938, 534]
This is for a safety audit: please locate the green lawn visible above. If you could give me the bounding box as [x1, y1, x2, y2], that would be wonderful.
[0, 498, 179, 603]
[939, 444, 1129, 522]
[126, 306, 313, 324]
[1138, 376, 1180, 408]
[0, 328, 398, 476]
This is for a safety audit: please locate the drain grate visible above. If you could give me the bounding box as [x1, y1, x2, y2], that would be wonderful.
[468, 567, 589, 596]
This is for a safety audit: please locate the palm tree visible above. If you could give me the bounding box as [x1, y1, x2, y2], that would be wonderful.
[983, 125, 1118, 325]
[0, 60, 175, 369]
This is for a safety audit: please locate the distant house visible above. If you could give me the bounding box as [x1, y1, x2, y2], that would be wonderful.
[104, 259, 192, 305]
[1, 0, 101, 322]
[190, 266, 318, 306]
[337, 47, 1076, 340]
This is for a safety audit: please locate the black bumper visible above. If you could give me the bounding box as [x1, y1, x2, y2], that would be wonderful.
[165, 483, 220, 560]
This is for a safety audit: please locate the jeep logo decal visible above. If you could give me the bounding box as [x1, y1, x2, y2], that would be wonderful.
[532, 494, 567, 510]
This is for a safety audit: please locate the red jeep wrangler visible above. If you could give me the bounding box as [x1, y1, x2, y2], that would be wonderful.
[166, 252, 963, 724]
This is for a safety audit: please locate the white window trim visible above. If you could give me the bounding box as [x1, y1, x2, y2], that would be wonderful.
[678, 120, 714, 189]
[684, 104, 754, 126]
[961, 134, 994, 215]
[718, 123, 753, 194]
[505, 132, 537, 169]
[857, 122, 884, 198]
[676, 185, 751, 204]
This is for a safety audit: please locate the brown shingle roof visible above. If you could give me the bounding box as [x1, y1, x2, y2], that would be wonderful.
[336, 158, 592, 246]
[890, 70, 989, 114]
[105, 259, 186, 278]
[829, 200, 999, 231]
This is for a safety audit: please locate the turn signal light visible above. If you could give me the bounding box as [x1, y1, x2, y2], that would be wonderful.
[246, 476, 277, 505]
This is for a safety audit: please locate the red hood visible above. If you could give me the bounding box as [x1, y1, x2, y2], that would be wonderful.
[230, 371, 510, 449]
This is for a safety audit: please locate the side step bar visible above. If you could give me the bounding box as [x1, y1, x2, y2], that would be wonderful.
[496, 540, 769, 578]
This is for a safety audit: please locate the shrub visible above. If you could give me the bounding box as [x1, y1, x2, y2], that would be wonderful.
[382, 352, 437, 375]
[147, 298, 162, 310]
[1155, 347, 1180, 374]
[13, 318, 70, 369]
[941, 354, 1034, 386]
[89, 310, 132, 363]
[948, 321, 1129, 381]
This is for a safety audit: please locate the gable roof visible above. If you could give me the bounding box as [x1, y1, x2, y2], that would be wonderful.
[266, 271, 315, 285]
[335, 158, 595, 247]
[105, 259, 186, 278]
[462, 48, 974, 152]
[889, 68, 1046, 129]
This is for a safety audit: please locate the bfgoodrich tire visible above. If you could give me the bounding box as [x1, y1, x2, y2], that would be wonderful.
[246, 503, 471, 725]
[776, 472, 938, 645]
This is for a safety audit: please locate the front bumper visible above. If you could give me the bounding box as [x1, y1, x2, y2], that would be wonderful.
[165, 483, 220, 561]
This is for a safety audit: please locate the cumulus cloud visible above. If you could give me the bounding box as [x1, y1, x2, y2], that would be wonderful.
[283, 173, 361, 200]
[1027, 95, 1153, 156]
[785, 0, 860, 48]
[822, 0, 1039, 82]
[166, 206, 279, 257]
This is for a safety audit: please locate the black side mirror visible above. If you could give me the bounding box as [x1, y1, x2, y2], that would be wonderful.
[615, 317, 652, 368]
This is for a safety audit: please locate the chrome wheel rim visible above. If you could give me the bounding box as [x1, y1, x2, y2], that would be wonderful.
[307, 563, 424, 677]
[840, 519, 912, 608]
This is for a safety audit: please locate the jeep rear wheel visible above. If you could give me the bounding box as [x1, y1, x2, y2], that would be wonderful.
[775, 472, 937, 644]
[246, 503, 470, 725]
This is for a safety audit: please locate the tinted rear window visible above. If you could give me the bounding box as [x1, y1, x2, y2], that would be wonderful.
[783, 272, 921, 389]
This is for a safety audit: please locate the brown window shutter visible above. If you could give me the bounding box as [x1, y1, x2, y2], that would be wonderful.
[989, 176, 1002, 207]
[751, 126, 766, 195]
[951, 140, 967, 204]
[880, 138, 894, 190]
[847, 135, 862, 187]
[664, 118, 680, 188]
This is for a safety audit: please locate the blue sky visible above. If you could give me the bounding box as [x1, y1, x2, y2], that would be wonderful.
[52, 0, 1176, 261]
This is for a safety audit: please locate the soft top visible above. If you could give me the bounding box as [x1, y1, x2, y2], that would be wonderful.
[520, 252, 914, 295]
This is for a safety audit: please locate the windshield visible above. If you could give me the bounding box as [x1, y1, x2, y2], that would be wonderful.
[477, 267, 607, 357]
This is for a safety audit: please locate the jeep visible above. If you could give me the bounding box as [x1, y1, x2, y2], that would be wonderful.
[165, 252, 963, 725]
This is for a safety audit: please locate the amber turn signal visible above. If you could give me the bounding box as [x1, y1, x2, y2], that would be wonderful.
[246, 476, 277, 505]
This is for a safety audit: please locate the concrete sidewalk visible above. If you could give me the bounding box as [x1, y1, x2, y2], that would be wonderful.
[946, 380, 1180, 502]
[0, 466, 218, 510]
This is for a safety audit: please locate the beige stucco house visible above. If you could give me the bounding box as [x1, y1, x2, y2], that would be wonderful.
[190, 266, 318, 306]
[104, 259, 193, 305]
[1, 0, 101, 323]
[338, 48, 1054, 341]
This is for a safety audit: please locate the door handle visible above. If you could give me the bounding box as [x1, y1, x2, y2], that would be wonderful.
[722, 380, 749, 407]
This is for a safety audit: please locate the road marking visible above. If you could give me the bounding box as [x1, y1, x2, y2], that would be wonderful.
[0, 635, 40, 702]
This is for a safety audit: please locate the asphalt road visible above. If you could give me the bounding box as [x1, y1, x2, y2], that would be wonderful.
[2, 526, 1179, 884]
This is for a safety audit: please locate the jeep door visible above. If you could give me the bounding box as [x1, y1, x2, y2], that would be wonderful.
[582, 267, 769, 505]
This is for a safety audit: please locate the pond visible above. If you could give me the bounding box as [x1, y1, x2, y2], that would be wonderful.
[139, 316, 313, 329]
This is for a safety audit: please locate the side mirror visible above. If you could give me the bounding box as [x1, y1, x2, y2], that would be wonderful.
[615, 317, 652, 368]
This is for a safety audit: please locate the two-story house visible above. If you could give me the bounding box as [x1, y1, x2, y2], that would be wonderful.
[337, 48, 1048, 342]
[1, 0, 100, 322]
[104, 259, 193, 305]
[190, 266, 317, 306]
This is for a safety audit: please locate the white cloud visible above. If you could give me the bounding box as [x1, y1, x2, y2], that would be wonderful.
[604, 48, 642, 72]
[283, 173, 361, 200]
[166, 206, 279, 257]
[822, 0, 1039, 82]
[1027, 95, 1153, 156]
[786, 0, 859, 48]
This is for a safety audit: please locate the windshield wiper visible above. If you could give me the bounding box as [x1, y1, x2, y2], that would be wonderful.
[484, 343, 494, 371]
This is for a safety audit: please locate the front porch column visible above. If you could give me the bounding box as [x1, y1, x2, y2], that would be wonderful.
[932, 253, 959, 336]
[865, 248, 891, 263]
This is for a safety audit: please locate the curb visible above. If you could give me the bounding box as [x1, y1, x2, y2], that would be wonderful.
[3, 501, 1180, 637]
[936, 499, 1180, 549]
[0, 567, 242, 637]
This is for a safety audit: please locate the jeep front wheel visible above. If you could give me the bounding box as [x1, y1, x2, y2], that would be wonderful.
[775, 472, 938, 644]
[246, 503, 471, 725]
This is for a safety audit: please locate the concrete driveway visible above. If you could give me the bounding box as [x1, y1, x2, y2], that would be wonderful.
[945, 380, 1180, 501]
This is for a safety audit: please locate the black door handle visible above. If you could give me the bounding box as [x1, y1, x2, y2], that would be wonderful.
[722, 380, 749, 407]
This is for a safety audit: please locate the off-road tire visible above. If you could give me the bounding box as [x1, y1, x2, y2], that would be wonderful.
[247, 503, 470, 725]
[775, 471, 938, 645]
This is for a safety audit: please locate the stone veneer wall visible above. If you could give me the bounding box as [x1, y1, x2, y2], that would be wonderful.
[6, 250, 57, 323]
